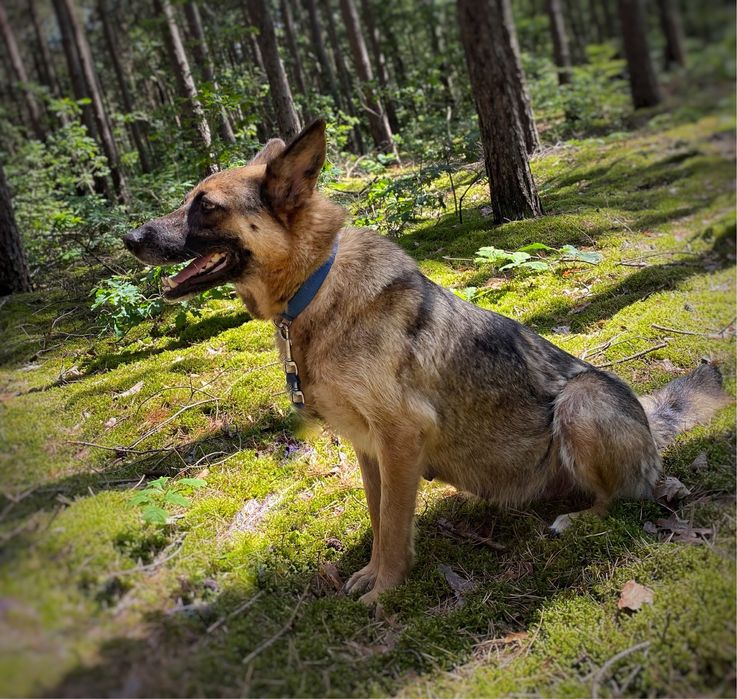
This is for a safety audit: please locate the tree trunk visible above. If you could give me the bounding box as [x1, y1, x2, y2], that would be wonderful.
[617, 0, 662, 108]
[304, 0, 341, 109]
[563, 0, 589, 63]
[98, 0, 152, 173]
[321, 0, 365, 153]
[600, 0, 616, 37]
[656, 0, 686, 69]
[245, 0, 301, 141]
[339, 0, 394, 154]
[155, 0, 216, 173]
[456, 0, 543, 224]
[500, 0, 539, 153]
[53, 0, 129, 201]
[183, 0, 236, 143]
[360, 0, 399, 131]
[279, 0, 308, 101]
[0, 1, 44, 140]
[422, 0, 456, 108]
[29, 0, 61, 98]
[546, 0, 573, 84]
[0, 161, 32, 295]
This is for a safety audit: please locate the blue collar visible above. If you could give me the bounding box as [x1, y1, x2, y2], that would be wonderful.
[280, 242, 338, 323]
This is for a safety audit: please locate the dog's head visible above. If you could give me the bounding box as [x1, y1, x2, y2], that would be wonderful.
[122, 119, 345, 318]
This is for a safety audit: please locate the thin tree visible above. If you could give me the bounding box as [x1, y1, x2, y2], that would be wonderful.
[53, 0, 128, 201]
[457, 0, 543, 223]
[183, 0, 236, 143]
[245, 0, 301, 140]
[29, 0, 60, 99]
[339, 0, 394, 154]
[656, 0, 686, 69]
[304, 0, 341, 109]
[0, 162, 32, 295]
[279, 0, 308, 101]
[0, 1, 44, 140]
[155, 0, 216, 173]
[98, 0, 152, 173]
[617, 0, 662, 108]
[546, 0, 573, 84]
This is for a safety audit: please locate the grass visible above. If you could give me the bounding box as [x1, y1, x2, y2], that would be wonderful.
[1, 88, 735, 698]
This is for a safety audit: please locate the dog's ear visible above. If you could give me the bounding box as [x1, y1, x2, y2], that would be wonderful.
[248, 138, 286, 166]
[263, 120, 326, 214]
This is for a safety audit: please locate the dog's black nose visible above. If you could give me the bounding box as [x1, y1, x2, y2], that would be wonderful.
[122, 227, 145, 253]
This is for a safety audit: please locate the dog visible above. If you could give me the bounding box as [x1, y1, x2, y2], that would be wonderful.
[123, 119, 731, 604]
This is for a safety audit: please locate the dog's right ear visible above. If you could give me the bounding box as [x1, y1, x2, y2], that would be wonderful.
[262, 119, 327, 215]
[248, 138, 286, 166]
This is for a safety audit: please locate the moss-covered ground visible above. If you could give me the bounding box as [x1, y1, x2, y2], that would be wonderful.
[1, 88, 735, 697]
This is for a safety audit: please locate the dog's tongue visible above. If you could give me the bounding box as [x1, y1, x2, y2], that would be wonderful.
[170, 254, 217, 284]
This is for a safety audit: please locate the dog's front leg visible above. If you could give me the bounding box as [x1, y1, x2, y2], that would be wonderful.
[344, 451, 382, 595]
[358, 435, 423, 605]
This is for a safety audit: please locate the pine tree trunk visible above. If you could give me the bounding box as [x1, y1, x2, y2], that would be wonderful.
[617, 0, 662, 108]
[563, 0, 589, 63]
[246, 0, 301, 140]
[457, 0, 543, 224]
[183, 0, 236, 143]
[321, 0, 365, 154]
[304, 0, 341, 109]
[98, 0, 152, 173]
[155, 0, 216, 173]
[0, 161, 32, 295]
[656, 0, 686, 68]
[339, 0, 395, 154]
[54, 0, 129, 201]
[546, 0, 573, 84]
[360, 0, 399, 132]
[422, 0, 455, 108]
[279, 0, 308, 101]
[0, 1, 44, 140]
[29, 0, 61, 98]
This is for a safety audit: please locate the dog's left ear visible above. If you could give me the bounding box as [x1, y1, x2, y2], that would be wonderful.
[248, 138, 286, 166]
[263, 119, 326, 214]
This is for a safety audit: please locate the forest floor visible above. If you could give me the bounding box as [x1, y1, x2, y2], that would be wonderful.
[1, 87, 735, 698]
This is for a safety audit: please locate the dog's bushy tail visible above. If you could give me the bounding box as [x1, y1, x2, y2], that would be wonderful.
[639, 362, 731, 451]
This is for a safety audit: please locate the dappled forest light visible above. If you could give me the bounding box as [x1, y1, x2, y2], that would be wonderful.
[0, 0, 735, 696]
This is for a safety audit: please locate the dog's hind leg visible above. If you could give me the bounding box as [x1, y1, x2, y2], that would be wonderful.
[344, 451, 382, 595]
[550, 370, 661, 534]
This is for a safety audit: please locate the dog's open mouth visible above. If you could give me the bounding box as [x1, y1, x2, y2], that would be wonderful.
[161, 251, 238, 300]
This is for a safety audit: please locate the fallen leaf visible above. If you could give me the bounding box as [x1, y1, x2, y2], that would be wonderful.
[552, 325, 571, 335]
[690, 452, 708, 471]
[104, 417, 117, 428]
[438, 564, 476, 601]
[655, 516, 712, 544]
[643, 521, 658, 535]
[654, 475, 691, 502]
[318, 562, 343, 591]
[116, 380, 144, 399]
[502, 631, 529, 644]
[618, 580, 654, 611]
[60, 365, 83, 381]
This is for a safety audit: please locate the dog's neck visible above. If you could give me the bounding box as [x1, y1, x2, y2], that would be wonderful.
[234, 195, 345, 320]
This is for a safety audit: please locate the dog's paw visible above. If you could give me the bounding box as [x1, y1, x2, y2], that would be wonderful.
[344, 562, 378, 595]
[359, 587, 381, 605]
[550, 512, 574, 535]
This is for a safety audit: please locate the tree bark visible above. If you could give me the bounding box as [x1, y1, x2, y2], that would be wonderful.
[304, 0, 341, 108]
[53, 0, 129, 201]
[617, 0, 662, 108]
[279, 0, 308, 100]
[245, 0, 301, 140]
[546, 0, 573, 84]
[339, 0, 394, 154]
[0, 1, 44, 140]
[155, 0, 216, 173]
[360, 0, 399, 131]
[98, 0, 152, 173]
[183, 0, 236, 143]
[656, 0, 686, 69]
[456, 0, 543, 224]
[0, 161, 32, 295]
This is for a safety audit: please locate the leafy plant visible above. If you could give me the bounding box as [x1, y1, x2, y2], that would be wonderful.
[129, 476, 207, 525]
[473, 242, 602, 272]
[91, 272, 164, 337]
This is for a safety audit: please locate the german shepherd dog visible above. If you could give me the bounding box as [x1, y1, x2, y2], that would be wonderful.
[124, 120, 730, 604]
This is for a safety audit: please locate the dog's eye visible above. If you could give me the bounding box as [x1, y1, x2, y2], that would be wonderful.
[200, 199, 217, 212]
